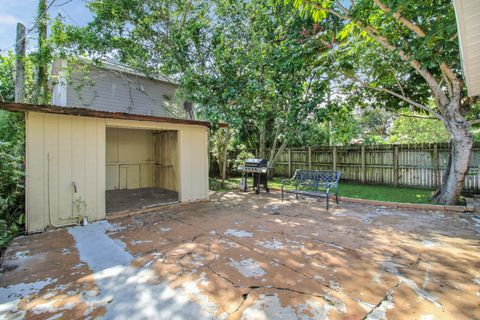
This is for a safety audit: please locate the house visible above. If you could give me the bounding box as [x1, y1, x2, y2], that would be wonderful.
[453, 0, 480, 96]
[1, 60, 221, 233]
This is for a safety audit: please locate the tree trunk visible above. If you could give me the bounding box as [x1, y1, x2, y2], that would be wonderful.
[36, 0, 49, 104]
[267, 140, 287, 179]
[15, 23, 26, 103]
[433, 109, 473, 205]
[259, 121, 266, 159]
[218, 128, 231, 189]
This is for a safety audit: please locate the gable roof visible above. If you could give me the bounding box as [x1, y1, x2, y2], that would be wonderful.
[0, 102, 228, 128]
[51, 59, 179, 86]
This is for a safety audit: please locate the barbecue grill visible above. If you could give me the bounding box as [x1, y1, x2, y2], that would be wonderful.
[238, 158, 270, 194]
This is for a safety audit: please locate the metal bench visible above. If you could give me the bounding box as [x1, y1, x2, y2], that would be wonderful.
[281, 170, 341, 209]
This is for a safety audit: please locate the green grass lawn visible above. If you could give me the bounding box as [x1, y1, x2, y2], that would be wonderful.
[209, 177, 436, 204]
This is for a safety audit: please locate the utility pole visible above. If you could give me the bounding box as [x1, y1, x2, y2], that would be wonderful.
[15, 23, 26, 103]
[36, 0, 49, 104]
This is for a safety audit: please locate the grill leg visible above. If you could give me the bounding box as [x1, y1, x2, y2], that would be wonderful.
[335, 193, 339, 204]
[281, 186, 284, 202]
[326, 193, 329, 210]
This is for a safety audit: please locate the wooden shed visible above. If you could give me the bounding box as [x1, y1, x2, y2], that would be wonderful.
[1, 102, 215, 233]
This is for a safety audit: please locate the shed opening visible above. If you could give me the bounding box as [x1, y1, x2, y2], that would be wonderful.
[105, 127, 179, 214]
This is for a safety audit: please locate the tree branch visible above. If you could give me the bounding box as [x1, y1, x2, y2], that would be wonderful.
[468, 119, 480, 126]
[370, 86, 446, 124]
[305, 0, 451, 108]
[373, 0, 426, 37]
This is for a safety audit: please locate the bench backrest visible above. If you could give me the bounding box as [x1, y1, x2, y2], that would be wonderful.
[293, 170, 341, 186]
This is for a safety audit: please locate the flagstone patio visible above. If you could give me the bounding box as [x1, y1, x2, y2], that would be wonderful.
[1, 192, 479, 319]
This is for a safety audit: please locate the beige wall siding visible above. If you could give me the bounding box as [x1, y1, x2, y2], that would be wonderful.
[106, 128, 155, 190]
[26, 112, 106, 233]
[66, 67, 186, 117]
[105, 119, 209, 202]
[26, 113, 209, 232]
[154, 131, 178, 192]
[178, 128, 209, 201]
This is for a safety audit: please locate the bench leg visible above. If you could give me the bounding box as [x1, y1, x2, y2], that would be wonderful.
[281, 186, 284, 202]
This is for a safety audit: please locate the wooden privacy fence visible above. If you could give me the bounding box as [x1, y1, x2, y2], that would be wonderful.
[268, 143, 480, 191]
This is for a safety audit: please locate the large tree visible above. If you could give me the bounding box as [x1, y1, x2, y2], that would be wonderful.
[52, 0, 332, 176]
[289, 0, 479, 204]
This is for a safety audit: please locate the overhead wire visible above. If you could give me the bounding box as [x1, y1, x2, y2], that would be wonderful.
[0, 0, 58, 52]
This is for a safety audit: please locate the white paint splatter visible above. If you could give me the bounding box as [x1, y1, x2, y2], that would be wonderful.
[239, 294, 297, 320]
[0, 278, 57, 316]
[366, 290, 394, 320]
[160, 227, 172, 232]
[256, 239, 283, 250]
[380, 261, 441, 308]
[67, 221, 219, 319]
[31, 300, 76, 315]
[421, 240, 437, 248]
[224, 229, 253, 238]
[129, 240, 153, 245]
[474, 276, 480, 285]
[228, 258, 266, 278]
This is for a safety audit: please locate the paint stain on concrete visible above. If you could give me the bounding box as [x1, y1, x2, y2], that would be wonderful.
[224, 229, 253, 238]
[228, 258, 266, 278]
[365, 290, 394, 320]
[256, 239, 283, 250]
[380, 261, 441, 308]
[241, 294, 333, 320]
[0, 278, 57, 316]
[68, 221, 219, 319]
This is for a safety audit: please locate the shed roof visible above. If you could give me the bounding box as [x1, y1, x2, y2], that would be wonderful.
[0, 102, 227, 128]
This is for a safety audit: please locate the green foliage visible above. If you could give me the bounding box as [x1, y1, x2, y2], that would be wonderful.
[0, 52, 30, 247]
[0, 53, 15, 102]
[51, 0, 340, 155]
[0, 52, 36, 103]
[388, 112, 449, 144]
[0, 110, 25, 247]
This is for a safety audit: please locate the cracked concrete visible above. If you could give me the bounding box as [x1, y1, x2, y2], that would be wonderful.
[1, 191, 479, 319]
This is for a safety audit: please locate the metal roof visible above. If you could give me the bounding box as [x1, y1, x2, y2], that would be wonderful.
[0, 102, 228, 128]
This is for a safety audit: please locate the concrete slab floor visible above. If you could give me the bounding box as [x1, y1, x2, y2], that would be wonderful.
[1, 191, 479, 319]
[106, 187, 179, 214]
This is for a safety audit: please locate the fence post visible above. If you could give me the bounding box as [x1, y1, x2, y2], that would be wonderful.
[361, 145, 366, 184]
[308, 147, 312, 170]
[433, 144, 440, 187]
[332, 146, 337, 171]
[288, 148, 292, 177]
[393, 145, 399, 187]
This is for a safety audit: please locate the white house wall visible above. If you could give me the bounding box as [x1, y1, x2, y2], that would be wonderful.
[66, 67, 185, 117]
[25, 112, 209, 232]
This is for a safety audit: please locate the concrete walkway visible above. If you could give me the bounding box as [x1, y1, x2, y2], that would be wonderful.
[1, 192, 479, 319]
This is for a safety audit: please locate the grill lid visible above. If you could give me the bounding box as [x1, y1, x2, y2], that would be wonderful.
[245, 158, 268, 167]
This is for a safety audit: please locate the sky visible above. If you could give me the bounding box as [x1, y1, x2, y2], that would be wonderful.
[0, 0, 93, 52]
